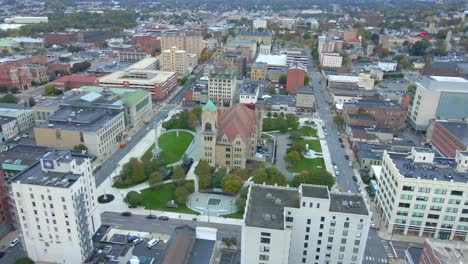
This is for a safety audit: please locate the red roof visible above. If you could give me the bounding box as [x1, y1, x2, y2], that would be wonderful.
[52, 75, 97, 84]
[218, 104, 258, 142]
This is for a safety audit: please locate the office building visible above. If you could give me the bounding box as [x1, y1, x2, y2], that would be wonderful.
[208, 67, 237, 107]
[10, 150, 101, 263]
[259, 43, 271, 55]
[117, 50, 150, 63]
[407, 76, 468, 131]
[286, 48, 308, 68]
[374, 147, 468, 241]
[0, 103, 34, 133]
[239, 83, 261, 106]
[241, 184, 371, 264]
[98, 57, 177, 100]
[34, 101, 125, 157]
[238, 30, 272, 44]
[201, 101, 261, 169]
[321, 53, 343, 68]
[327, 74, 375, 90]
[251, 62, 268, 81]
[0, 116, 18, 141]
[50, 75, 99, 91]
[226, 38, 257, 58]
[253, 19, 268, 30]
[160, 33, 205, 56]
[427, 120, 468, 158]
[286, 63, 306, 95]
[161, 46, 198, 77]
[255, 54, 288, 71]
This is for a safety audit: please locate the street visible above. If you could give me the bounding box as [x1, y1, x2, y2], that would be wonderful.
[101, 212, 242, 242]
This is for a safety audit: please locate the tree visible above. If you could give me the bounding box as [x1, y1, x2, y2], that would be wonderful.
[289, 130, 301, 140]
[267, 86, 276, 95]
[171, 165, 186, 183]
[285, 151, 301, 166]
[71, 61, 91, 73]
[279, 74, 287, 84]
[73, 144, 88, 151]
[285, 114, 299, 129]
[222, 237, 237, 248]
[396, 55, 411, 70]
[221, 174, 243, 193]
[0, 94, 18, 103]
[410, 40, 429, 56]
[15, 257, 34, 264]
[233, 168, 249, 181]
[435, 39, 448, 56]
[304, 74, 311, 85]
[9, 87, 19, 94]
[124, 191, 142, 208]
[199, 50, 213, 63]
[191, 105, 202, 122]
[0, 85, 9, 93]
[44, 84, 55, 95]
[175, 186, 190, 204]
[333, 115, 345, 126]
[279, 89, 289, 95]
[149, 171, 163, 188]
[27, 96, 36, 107]
[195, 160, 213, 189]
[252, 168, 268, 184]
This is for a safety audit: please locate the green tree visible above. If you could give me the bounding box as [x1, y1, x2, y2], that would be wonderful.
[0, 85, 9, 93]
[130, 158, 145, 183]
[285, 150, 301, 166]
[410, 40, 429, 56]
[267, 86, 276, 95]
[9, 87, 19, 94]
[279, 74, 287, 84]
[27, 96, 36, 107]
[333, 115, 345, 126]
[289, 130, 301, 140]
[0, 94, 18, 103]
[279, 89, 289, 95]
[233, 168, 249, 181]
[44, 84, 55, 95]
[15, 257, 34, 264]
[304, 74, 311, 85]
[73, 144, 88, 151]
[252, 168, 268, 184]
[171, 165, 186, 183]
[191, 105, 202, 122]
[222, 237, 237, 248]
[175, 186, 190, 204]
[285, 114, 299, 129]
[124, 191, 142, 208]
[221, 174, 243, 193]
[149, 171, 163, 188]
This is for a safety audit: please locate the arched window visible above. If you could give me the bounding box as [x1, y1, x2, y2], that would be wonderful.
[205, 123, 212, 132]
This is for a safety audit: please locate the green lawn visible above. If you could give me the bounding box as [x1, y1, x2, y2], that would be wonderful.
[296, 139, 322, 152]
[140, 182, 198, 214]
[223, 211, 244, 219]
[142, 131, 194, 163]
[287, 157, 326, 174]
[295, 127, 318, 137]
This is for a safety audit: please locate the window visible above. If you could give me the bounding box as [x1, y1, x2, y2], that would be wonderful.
[303, 250, 307, 255]
[307, 219, 311, 225]
[451, 190, 463, 196]
[428, 214, 440, 219]
[448, 199, 461, 205]
[446, 207, 458, 213]
[341, 238, 347, 244]
[354, 240, 360, 246]
[432, 197, 445, 203]
[321, 217, 325, 222]
[320, 224, 324, 229]
[259, 255, 269, 261]
[329, 229, 334, 235]
[430, 206, 442, 211]
[412, 212, 424, 218]
[304, 243, 308, 248]
[260, 237, 270, 244]
[410, 220, 422, 226]
[305, 235, 309, 240]
[414, 204, 426, 210]
[402, 185, 414, 191]
[328, 237, 333, 243]
[261, 232, 271, 237]
[342, 230, 348, 236]
[400, 194, 413, 200]
[418, 187, 430, 193]
[306, 227, 310, 232]
[435, 188, 447, 194]
[340, 246, 345, 252]
[260, 246, 270, 252]
[344, 222, 350, 228]
[316, 248, 320, 252]
[416, 196, 428, 201]
[444, 215, 456, 221]
[286, 217, 294, 222]
[399, 203, 410, 208]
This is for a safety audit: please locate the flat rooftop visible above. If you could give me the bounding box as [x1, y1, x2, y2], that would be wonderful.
[430, 76, 468, 82]
[388, 152, 468, 183]
[255, 54, 287, 67]
[9, 152, 87, 188]
[263, 95, 296, 107]
[245, 185, 299, 230]
[436, 121, 468, 146]
[301, 185, 329, 199]
[99, 68, 175, 85]
[296, 86, 314, 94]
[329, 193, 369, 215]
[0, 116, 16, 125]
[328, 75, 360, 83]
[344, 100, 404, 110]
[37, 106, 122, 132]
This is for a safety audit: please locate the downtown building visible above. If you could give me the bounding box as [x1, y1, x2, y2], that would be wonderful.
[160, 32, 205, 56]
[241, 184, 371, 264]
[160, 46, 198, 77]
[374, 147, 468, 241]
[10, 150, 101, 263]
[208, 66, 237, 107]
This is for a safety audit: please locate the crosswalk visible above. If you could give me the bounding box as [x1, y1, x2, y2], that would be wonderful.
[381, 240, 397, 259]
[364, 256, 388, 263]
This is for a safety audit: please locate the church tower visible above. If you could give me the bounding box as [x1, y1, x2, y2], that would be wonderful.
[201, 100, 218, 166]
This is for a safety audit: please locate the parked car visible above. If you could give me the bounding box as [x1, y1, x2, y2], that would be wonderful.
[158, 216, 169, 221]
[352, 176, 358, 182]
[13, 136, 21, 142]
[9, 238, 19, 248]
[146, 214, 157, 219]
[333, 165, 338, 171]
[146, 239, 160, 249]
[370, 222, 376, 229]
[340, 144, 345, 148]
[21, 134, 29, 138]
[349, 161, 352, 167]
[126, 137, 132, 142]
[94, 165, 102, 172]
[344, 155, 350, 160]
[121, 211, 132, 216]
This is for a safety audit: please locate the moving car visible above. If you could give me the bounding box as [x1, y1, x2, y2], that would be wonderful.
[158, 216, 169, 221]
[126, 137, 132, 142]
[349, 161, 352, 167]
[146, 214, 157, 219]
[21, 134, 29, 138]
[352, 176, 358, 182]
[121, 211, 132, 217]
[9, 238, 19, 248]
[13, 136, 21, 142]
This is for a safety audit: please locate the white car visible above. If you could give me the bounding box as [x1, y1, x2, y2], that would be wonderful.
[10, 238, 19, 248]
[349, 161, 352, 167]
[126, 137, 132, 142]
[13, 136, 21, 141]
[333, 165, 338, 171]
[370, 222, 376, 229]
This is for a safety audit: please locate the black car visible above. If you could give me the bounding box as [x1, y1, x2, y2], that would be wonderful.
[344, 155, 350, 160]
[158, 216, 169, 221]
[352, 176, 358, 182]
[146, 214, 157, 219]
[340, 144, 345, 148]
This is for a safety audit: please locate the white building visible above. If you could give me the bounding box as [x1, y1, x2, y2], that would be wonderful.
[259, 43, 271, 55]
[253, 19, 268, 30]
[287, 48, 308, 68]
[0, 116, 19, 141]
[377, 60, 398, 72]
[321, 53, 343, 68]
[11, 151, 101, 263]
[374, 147, 468, 241]
[161, 46, 198, 77]
[239, 84, 260, 105]
[0, 103, 34, 133]
[4, 16, 48, 24]
[407, 76, 468, 131]
[241, 184, 372, 264]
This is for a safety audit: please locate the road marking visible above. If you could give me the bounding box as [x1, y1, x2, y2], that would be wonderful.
[389, 241, 398, 258]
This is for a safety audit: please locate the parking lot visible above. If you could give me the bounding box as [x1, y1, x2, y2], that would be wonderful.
[106, 233, 167, 264]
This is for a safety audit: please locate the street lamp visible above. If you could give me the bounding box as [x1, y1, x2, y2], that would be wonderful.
[230, 201, 233, 214]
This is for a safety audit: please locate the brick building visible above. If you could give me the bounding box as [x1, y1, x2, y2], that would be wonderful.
[286, 63, 306, 95]
[43, 32, 82, 45]
[50, 75, 99, 90]
[132, 34, 161, 51]
[343, 100, 406, 129]
[428, 120, 468, 158]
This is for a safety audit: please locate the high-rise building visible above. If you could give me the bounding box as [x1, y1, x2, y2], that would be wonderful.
[208, 66, 237, 107]
[160, 33, 205, 56]
[407, 76, 468, 131]
[286, 63, 306, 95]
[241, 184, 372, 264]
[161, 46, 198, 77]
[320, 53, 343, 68]
[10, 150, 101, 263]
[374, 147, 468, 241]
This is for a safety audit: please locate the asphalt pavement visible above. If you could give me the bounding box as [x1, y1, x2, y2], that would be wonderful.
[0, 242, 25, 263]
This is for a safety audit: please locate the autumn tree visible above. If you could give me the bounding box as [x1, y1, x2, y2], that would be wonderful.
[221, 174, 243, 193]
[149, 171, 163, 188]
[285, 150, 301, 166]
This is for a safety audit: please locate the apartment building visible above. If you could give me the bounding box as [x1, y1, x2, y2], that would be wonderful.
[161, 46, 198, 77]
[160, 33, 205, 56]
[34, 105, 125, 157]
[10, 151, 101, 263]
[418, 238, 468, 263]
[427, 120, 468, 158]
[286, 63, 306, 95]
[241, 184, 371, 264]
[98, 57, 177, 100]
[407, 76, 468, 131]
[117, 50, 150, 63]
[0, 103, 34, 133]
[0, 116, 19, 141]
[259, 43, 271, 55]
[208, 67, 237, 107]
[251, 62, 268, 81]
[375, 147, 468, 241]
[321, 53, 343, 68]
[318, 35, 343, 56]
[201, 101, 261, 169]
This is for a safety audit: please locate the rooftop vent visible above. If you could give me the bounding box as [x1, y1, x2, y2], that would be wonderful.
[266, 193, 273, 199]
[264, 214, 271, 221]
[275, 198, 281, 205]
